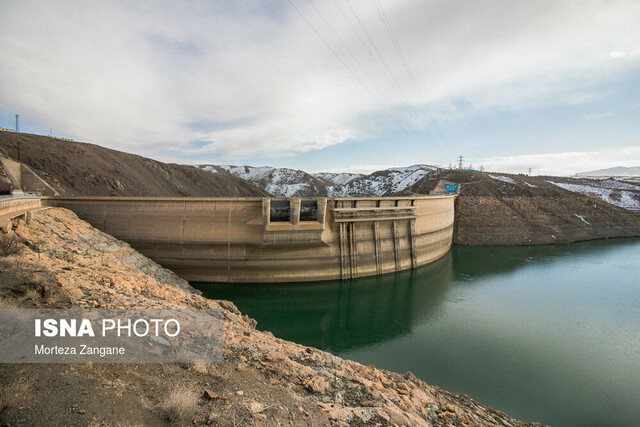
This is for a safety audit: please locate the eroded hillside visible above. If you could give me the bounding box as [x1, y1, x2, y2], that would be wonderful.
[398, 170, 640, 245]
[0, 131, 268, 197]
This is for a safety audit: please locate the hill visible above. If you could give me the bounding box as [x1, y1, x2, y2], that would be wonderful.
[396, 170, 640, 245]
[0, 131, 268, 197]
[325, 165, 438, 197]
[193, 162, 640, 245]
[201, 163, 439, 198]
[577, 166, 640, 177]
[313, 172, 364, 186]
[199, 164, 327, 197]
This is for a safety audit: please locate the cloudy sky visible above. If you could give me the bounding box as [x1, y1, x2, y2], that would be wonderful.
[1, 0, 639, 175]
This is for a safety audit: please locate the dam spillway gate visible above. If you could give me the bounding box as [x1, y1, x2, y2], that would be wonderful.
[42, 195, 456, 283]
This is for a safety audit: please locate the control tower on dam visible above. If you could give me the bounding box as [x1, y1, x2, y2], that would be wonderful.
[42, 195, 456, 283]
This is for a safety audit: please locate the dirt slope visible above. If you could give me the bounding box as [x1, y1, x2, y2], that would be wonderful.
[399, 170, 640, 245]
[0, 208, 541, 426]
[0, 131, 268, 197]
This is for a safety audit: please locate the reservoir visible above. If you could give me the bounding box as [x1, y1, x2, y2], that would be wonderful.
[195, 238, 640, 426]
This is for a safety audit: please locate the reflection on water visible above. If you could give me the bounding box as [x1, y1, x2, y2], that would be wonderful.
[195, 238, 640, 426]
[197, 254, 454, 351]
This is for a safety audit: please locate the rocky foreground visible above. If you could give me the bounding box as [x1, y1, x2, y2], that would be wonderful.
[0, 208, 542, 426]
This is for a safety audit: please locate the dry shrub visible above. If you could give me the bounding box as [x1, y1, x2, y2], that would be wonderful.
[0, 297, 17, 308]
[209, 363, 234, 382]
[0, 233, 23, 257]
[156, 386, 199, 422]
[0, 378, 32, 415]
[191, 362, 233, 381]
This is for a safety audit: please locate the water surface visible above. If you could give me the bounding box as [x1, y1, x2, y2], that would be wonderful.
[195, 239, 640, 426]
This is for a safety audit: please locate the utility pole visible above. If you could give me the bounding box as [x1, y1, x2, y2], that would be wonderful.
[15, 115, 21, 163]
[457, 155, 464, 170]
[528, 167, 532, 176]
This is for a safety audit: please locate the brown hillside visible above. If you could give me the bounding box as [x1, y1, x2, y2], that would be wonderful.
[399, 170, 640, 245]
[0, 131, 269, 197]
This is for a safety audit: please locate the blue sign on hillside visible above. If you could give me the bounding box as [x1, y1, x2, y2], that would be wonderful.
[444, 183, 459, 193]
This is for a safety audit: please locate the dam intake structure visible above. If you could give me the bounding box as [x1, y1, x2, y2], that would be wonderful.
[43, 195, 456, 282]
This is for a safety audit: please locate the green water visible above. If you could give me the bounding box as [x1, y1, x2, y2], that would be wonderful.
[194, 239, 640, 426]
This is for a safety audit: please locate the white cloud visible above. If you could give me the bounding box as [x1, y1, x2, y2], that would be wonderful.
[584, 111, 615, 120]
[1, 0, 640, 160]
[569, 93, 601, 105]
[610, 51, 626, 58]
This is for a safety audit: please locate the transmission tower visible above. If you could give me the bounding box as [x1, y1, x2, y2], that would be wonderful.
[457, 155, 464, 170]
[15, 114, 19, 132]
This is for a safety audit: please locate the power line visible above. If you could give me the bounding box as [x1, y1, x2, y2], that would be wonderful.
[286, 0, 423, 145]
[345, 0, 418, 125]
[332, 0, 427, 145]
[305, 0, 426, 146]
[345, 0, 442, 156]
[372, 0, 435, 133]
[372, 0, 450, 156]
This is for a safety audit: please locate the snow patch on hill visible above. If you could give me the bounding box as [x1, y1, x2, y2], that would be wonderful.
[219, 165, 276, 181]
[313, 172, 363, 186]
[488, 174, 517, 184]
[327, 165, 438, 197]
[197, 164, 440, 197]
[548, 180, 640, 211]
[199, 165, 326, 197]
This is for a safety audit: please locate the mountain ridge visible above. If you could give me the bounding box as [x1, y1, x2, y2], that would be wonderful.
[0, 131, 268, 197]
[577, 166, 640, 176]
[199, 163, 441, 198]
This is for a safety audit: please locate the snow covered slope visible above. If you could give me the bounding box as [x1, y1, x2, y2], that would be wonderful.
[197, 164, 440, 197]
[198, 165, 327, 197]
[313, 172, 364, 186]
[326, 165, 439, 197]
[547, 178, 640, 211]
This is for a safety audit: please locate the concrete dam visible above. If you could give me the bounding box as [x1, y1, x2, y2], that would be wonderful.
[42, 195, 456, 283]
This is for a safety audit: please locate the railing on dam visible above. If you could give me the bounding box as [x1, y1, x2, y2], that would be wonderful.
[42, 195, 456, 283]
[0, 194, 42, 232]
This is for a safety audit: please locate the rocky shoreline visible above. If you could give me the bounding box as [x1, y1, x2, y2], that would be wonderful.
[0, 208, 543, 426]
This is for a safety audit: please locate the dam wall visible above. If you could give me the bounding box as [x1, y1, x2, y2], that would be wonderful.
[42, 195, 455, 282]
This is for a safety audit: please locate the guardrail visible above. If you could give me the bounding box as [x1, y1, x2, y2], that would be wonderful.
[0, 194, 42, 200]
[0, 195, 43, 232]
